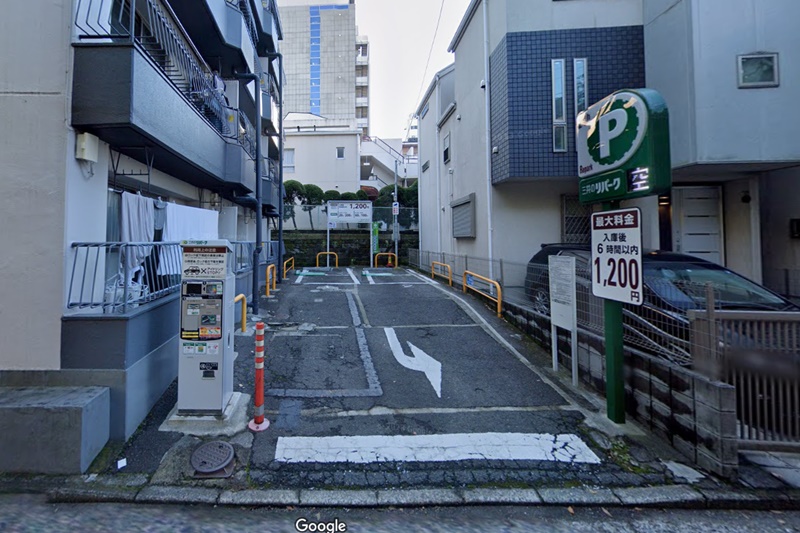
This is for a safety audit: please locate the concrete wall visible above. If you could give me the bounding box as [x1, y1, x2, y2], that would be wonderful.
[451, 2, 490, 264]
[283, 132, 361, 192]
[0, 0, 74, 369]
[646, 0, 800, 166]
[504, 301, 738, 479]
[723, 177, 762, 281]
[505, 0, 642, 34]
[760, 166, 800, 292]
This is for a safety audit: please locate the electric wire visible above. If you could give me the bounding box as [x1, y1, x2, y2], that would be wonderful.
[415, 0, 447, 109]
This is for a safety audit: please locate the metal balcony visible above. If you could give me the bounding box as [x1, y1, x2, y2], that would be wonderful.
[72, 0, 259, 199]
[168, 0, 256, 77]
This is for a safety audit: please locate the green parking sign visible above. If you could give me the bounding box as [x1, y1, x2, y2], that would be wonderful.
[577, 89, 671, 204]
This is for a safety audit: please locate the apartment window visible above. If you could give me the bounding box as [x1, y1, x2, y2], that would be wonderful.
[443, 133, 451, 163]
[451, 193, 476, 239]
[336, 147, 345, 159]
[283, 148, 295, 173]
[574, 58, 588, 114]
[738, 53, 779, 88]
[552, 59, 567, 152]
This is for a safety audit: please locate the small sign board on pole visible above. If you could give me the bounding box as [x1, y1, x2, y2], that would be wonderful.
[392, 202, 399, 216]
[548, 256, 578, 386]
[590, 207, 643, 306]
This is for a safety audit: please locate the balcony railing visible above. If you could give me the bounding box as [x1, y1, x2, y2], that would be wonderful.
[225, 0, 259, 50]
[68, 240, 280, 313]
[237, 109, 257, 159]
[74, 0, 234, 138]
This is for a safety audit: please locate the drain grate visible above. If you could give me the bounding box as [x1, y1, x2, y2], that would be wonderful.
[191, 441, 235, 478]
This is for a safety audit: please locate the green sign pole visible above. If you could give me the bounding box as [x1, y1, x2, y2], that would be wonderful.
[602, 200, 625, 423]
[577, 89, 673, 424]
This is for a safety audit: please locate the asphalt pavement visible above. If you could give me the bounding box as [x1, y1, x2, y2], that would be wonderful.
[3, 266, 800, 510]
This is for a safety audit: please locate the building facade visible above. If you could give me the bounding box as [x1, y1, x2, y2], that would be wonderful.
[0, 0, 283, 468]
[416, 0, 800, 298]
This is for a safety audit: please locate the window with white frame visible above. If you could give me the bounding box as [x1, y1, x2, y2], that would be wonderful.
[552, 59, 567, 152]
[574, 58, 588, 114]
[336, 146, 345, 159]
[738, 53, 779, 88]
[443, 133, 451, 163]
[283, 148, 295, 173]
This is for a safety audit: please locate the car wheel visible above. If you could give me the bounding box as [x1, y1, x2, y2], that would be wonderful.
[532, 288, 550, 315]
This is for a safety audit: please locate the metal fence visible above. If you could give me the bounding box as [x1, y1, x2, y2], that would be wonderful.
[690, 300, 800, 448]
[283, 205, 419, 232]
[412, 248, 800, 448]
[68, 240, 280, 313]
[67, 242, 183, 314]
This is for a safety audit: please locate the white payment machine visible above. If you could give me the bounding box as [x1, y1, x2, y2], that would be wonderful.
[177, 240, 235, 415]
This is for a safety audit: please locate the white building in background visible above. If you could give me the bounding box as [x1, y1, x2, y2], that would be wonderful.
[416, 0, 800, 299]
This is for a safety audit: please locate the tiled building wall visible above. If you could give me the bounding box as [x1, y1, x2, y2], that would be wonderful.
[491, 26, 645, 182]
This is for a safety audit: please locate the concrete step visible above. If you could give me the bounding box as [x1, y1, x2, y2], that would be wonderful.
[0, 387, 110, 474]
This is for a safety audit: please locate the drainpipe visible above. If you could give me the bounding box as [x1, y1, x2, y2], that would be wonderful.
[482, 0, 494, 280]
[435, 76, 443, 255]
[234, 71, 262, 315]
[269, 52, 284, 284]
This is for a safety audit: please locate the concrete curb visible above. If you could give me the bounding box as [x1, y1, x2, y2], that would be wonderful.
[42, 483, 800, 510]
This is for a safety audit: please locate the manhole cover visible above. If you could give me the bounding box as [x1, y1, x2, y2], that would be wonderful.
[191, 441, 235, 474]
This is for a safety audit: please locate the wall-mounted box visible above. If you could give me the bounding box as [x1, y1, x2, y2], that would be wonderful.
[75, 132, 99, 163]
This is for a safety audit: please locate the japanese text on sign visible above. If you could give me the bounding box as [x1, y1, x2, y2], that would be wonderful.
[590, 207, 643, 306]
[328, 201, 373, 223]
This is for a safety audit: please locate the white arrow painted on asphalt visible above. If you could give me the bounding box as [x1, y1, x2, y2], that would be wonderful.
[384, 327, 442, 398]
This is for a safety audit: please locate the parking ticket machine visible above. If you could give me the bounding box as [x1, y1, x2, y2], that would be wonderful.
[177, 240, 235, 415]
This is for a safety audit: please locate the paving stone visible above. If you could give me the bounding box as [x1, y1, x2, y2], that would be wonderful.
[613, 485, 705, 507]
[538, 487, 620, 506]
[218, 489, 299, 506]
[663, 461, 706, 484]
[377, 489, 463, 506]
[462, 489, 541, 504]
[738, 465, 790, 490]
[48, 487, 138, 504]
[299, 490, 378, 507]
[698, 489, 764, 509]
[229, 432, 254, 449]
[136, 486, 219, 504]
[762, 467, 800, 489]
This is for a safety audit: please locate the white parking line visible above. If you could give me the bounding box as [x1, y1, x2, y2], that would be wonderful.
[347, 268, 361, 285]
[275, 432, 601, 464]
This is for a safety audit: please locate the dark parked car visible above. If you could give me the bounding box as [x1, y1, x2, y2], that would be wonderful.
[524, 244, 798, 365]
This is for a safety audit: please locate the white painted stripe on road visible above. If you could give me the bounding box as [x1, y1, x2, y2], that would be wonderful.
[294, 273, 304, 284]
[366, 273, 376, 285]
[274, 432, 601, 464]
[347, 268, 361, 285]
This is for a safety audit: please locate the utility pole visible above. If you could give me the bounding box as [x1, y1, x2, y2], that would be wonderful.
[393, 159, 399, 260]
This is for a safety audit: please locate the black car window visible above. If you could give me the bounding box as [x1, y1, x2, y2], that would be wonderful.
[644, 262, 787, 310]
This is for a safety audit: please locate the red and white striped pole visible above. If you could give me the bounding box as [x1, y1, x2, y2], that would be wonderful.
[248, 321, 270, 431]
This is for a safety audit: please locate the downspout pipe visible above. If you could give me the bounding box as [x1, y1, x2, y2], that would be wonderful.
[482, 0, 494, 281]
[234, 71, 262, 315]
[264, 52, 285, 284]
[435, 76, 442, 256]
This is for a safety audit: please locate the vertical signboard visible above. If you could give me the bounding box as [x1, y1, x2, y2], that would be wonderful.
[590, 208, 643, 306]
[548, 256, 578, 386]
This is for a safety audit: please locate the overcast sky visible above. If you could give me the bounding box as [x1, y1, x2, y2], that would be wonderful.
[355, 0, 473, 139]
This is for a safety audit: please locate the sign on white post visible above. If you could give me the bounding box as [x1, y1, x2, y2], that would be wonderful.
[328, 201, 373, 223]
[590, 207, 644, 306]
[392, 202, 399, 216]
[548, 256, 579, 386]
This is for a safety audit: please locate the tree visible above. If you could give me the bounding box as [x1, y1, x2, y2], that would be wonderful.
[323, 190, 341, 202]
[303, 184, 324, 230]
[355, 189, 369, 201]
[340, 192, 358, 200]
[283, 180, 306, 230]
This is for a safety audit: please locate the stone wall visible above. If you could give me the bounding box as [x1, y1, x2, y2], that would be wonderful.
[502, 301, 738, 480]
[283, 231, 419, 268]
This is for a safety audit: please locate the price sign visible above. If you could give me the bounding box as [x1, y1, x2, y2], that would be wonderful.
[590, 207, 643, 306]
